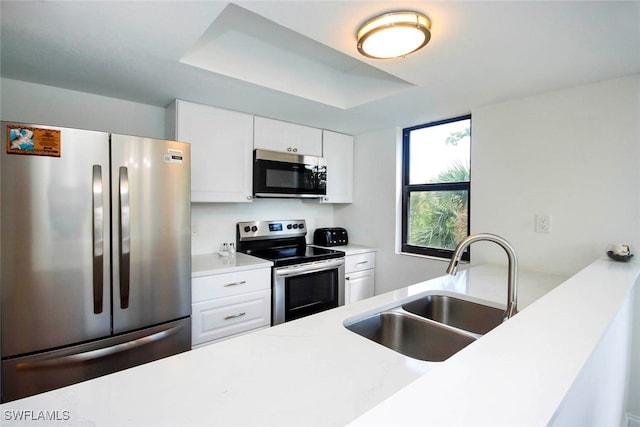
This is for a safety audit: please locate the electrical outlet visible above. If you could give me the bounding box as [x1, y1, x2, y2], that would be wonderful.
[535, 214, 550, 233]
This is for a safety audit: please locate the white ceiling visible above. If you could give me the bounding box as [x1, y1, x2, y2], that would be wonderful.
[1, 1, 639, 135]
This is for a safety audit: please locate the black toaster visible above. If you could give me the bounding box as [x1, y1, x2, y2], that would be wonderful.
[313, 227, 348, 247]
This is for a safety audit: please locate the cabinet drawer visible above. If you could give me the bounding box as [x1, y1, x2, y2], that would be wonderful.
[192, 289, 271, 346]
[192, 268, 270, 303]
[345, 252, 376, 273]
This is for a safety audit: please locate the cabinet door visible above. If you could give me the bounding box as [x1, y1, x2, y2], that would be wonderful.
[345, 269, 374, 304]
[170, 100, 253, 203]
[1, 125, 112, 357]
[191, 289, 271, 347]
[111, 135, 191, 334]
[254, 116, 322, 156]
[322, 130, 353, 203]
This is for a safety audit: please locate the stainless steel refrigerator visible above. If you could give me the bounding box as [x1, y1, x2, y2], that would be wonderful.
[0, 122, 191, 402]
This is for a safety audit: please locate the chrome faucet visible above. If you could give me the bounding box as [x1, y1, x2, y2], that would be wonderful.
[446, 233, 518, 321]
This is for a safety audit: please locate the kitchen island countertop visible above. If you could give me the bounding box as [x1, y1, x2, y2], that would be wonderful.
[2, 260, 637, 427]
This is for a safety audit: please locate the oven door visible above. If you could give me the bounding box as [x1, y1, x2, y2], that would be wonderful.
[272, 258, 345, 325]
[253, 149, 326, 198]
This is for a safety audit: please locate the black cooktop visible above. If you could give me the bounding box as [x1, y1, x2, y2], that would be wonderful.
[237, 219, 345, 267]
[244, 244, 344, 267]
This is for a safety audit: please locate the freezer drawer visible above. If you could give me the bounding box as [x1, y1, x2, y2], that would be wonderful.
[1, 317, 190, 403]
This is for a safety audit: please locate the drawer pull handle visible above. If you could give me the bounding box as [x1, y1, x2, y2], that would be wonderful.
[223, 280, 246, 287]
[356, 261, 368, 265]
[224, 312, 247, 320]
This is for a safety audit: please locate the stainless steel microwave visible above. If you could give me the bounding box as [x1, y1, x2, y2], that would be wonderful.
[253, 149, 327, 198]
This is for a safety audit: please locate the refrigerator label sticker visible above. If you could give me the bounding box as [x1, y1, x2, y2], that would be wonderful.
[164, 149, 183, 164]
[6, 126, 61, 157]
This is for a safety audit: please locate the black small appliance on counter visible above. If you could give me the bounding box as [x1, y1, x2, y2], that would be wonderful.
[313, 227, 348, 247]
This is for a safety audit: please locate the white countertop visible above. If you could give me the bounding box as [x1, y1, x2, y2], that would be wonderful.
[191, 252, 273, 277]
[191, 246, 375, 278]
[3, 260, 635, 427]
[349, 258, 640, 427]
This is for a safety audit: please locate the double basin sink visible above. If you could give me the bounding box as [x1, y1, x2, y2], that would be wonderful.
[344, 294, 505, 362]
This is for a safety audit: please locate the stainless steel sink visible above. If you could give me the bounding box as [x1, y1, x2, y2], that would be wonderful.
[345, 293, 505, 362]
[345, 310, 476, 362]
[402, 294, 504, 335]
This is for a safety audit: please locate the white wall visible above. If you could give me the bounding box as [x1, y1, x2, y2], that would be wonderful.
[337, 74, 640, 297]
[0, 78, 166, 138]
[192, 200, 334, 255]
[471, 74, 640, 276]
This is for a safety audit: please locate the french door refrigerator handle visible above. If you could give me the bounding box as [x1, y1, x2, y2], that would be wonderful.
[119, 166, 131, 309]
[15, 325, 182, 370]
[92, 165, 104, 314]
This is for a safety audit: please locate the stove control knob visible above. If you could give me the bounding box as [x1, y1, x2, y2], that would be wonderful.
[292, 224, 298, 229]
[287, 224, 293, 229]
[298, 223, 305, 229]
[244, 226, 251, 233]
[251, 226, 258, 232]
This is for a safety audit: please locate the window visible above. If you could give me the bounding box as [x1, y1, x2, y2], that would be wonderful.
[401, 115, 471, 260]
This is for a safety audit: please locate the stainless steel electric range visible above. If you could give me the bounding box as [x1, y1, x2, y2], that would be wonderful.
[236, 219, 345, 325]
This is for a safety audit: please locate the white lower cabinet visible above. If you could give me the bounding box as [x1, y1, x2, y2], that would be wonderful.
[192, 290, 270, 347]
[345, 251, 375, 304]
[192, 267, 271, 348]
[345, 269, 374, 304]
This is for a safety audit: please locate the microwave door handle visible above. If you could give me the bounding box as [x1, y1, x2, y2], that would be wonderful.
[119, 166, 131, 309]
[92, 165, 104, 314]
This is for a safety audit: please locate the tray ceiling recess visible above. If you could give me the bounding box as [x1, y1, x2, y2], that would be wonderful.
[180, 3, 414, 109]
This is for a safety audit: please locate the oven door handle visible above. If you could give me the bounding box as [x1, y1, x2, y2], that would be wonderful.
[275, 259, 344, 277]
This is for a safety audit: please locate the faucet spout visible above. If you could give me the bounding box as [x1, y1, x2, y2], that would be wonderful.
[446, 233, 518, 321]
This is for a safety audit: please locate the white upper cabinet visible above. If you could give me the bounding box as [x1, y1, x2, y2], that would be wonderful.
[254, 116, 322, 156]
[166, 100, 254, 203]
[322, 130, 353, 204]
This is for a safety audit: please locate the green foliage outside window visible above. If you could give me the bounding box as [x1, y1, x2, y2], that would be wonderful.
[407, 162, 469, 251]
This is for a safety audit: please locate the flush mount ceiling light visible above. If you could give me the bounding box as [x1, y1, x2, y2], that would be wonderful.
[357, 11, 431, 59]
